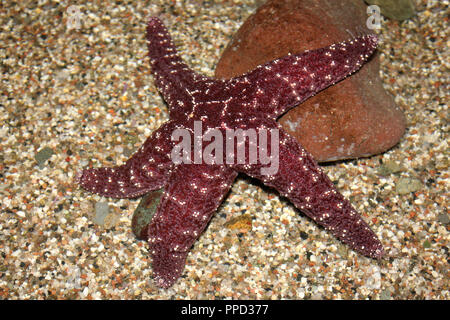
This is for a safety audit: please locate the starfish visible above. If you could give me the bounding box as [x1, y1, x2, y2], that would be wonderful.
[78, 17, 384, 288]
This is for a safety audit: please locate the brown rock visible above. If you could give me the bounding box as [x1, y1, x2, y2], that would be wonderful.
[215, 0, 406, 162]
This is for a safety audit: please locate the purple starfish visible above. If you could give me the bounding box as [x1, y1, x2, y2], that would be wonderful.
[78, 17, 384, 288]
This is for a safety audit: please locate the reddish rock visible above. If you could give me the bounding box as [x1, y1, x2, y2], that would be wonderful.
[215, 0, 406, 162]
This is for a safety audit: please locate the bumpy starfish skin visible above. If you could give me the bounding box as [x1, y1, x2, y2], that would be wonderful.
[78, 17, 384, 288]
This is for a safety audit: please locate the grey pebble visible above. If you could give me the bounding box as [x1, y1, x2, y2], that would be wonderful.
[395, 177, 423, 195]
[35, 147, 55, 167]
[437, 214, 449, 225]
[379, 288, 392, 300]
[377, 160, 403, 176]
[93, 202, 110, 226]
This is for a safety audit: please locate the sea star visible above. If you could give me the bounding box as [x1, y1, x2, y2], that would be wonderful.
[78, 17, 384, 288]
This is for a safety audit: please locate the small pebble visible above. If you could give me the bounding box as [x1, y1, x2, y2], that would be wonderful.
[377, 160, 403, 176]
[35, 147, 55, 167]
[395, 177, 423, 195]
[93, 202, 110, 226]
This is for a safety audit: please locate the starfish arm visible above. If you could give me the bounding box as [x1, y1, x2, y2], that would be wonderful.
[237, 35, 378, 119]
[146, 17, 203, 117]
[231, 123, 384, 259]
[78, 122, 176, 198]
[147, 164, 238, 288]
